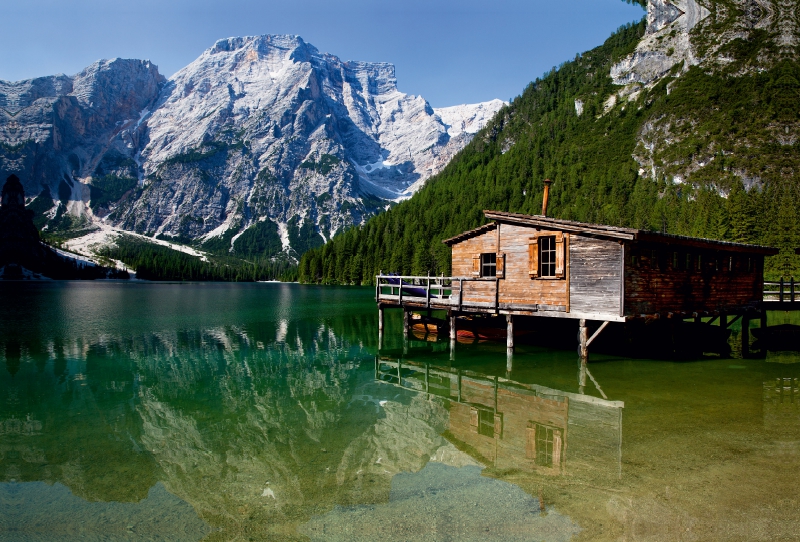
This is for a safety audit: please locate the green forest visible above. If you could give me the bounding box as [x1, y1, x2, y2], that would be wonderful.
[298, 16, 800, 284]
[96, 234, 297, 282]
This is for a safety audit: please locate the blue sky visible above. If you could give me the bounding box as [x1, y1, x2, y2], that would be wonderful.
[0, 0, 644, 107]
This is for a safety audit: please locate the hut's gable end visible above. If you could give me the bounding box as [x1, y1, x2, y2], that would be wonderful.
[568, 236, 623, 317]
[624, 243, 764, 316]
[451, 230, 498, 277]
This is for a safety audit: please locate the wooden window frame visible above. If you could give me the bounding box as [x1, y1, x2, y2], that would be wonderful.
[480, 253, 496, 278]
[529, 231, 567, 280]
[472, 252, 505, 278]
[526, 422, 564, 469]
[470, 407, 503, 438]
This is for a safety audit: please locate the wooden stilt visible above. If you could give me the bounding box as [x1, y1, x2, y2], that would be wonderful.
[425, 364, 430, 393]
[506, 351, 513, 374]
[741, 314, 750, 358]
[579, 319, 589, 362]
[760, 311, 768, 331]
[403, 309, 411, 336]
[506, 314, 514, 354]
[720, 313, 727, 329]
[378, 306, 384, 332]
[449, 310, 456, 361]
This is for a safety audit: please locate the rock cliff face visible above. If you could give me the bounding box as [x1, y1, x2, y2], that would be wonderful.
[0, 60, 165, 214]
[610, 0, 711, 86]
[1, 36, 504, 258]
[117, 36, 503, 254]
[607, 0, 798, 191]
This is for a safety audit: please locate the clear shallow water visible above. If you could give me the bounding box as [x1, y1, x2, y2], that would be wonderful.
[0, 282, 798, 541]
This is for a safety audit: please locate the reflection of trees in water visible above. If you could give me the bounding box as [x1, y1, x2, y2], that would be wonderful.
[0, 337, 159, 503]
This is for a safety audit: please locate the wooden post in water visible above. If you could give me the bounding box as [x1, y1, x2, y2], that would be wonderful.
[741, 314, 750, 358]
[579, 319, 589, 362]
[378, 305, 384, 350]
[506, 314, 515, 354]
[402, 310, 409, 355]
[449, 311, 457, 360]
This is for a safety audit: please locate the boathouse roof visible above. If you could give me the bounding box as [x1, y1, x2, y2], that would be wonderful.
[442, 210, 779, 255]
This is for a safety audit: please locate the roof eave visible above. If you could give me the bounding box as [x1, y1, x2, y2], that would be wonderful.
[483, 210, 636, 241]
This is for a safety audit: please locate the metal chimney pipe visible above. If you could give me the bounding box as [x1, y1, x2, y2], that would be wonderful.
[541, 179, 552, 216]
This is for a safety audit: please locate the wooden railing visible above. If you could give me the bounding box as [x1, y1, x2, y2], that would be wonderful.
[764, 278, 796, 303]
[375, 274, 499, 311]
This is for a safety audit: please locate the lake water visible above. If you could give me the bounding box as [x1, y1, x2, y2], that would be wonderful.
[0, 282, 798, 541]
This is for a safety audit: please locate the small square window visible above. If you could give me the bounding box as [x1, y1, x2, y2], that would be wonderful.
[539, 236, 557, 277]
[480, 253, 496, 277]
[478, 409, 495, 438]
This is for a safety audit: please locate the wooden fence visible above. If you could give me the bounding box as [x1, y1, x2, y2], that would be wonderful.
[375, 274, 501, 311]
[764, 278, 796, 304]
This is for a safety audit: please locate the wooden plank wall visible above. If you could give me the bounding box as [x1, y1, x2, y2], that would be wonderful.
[451, 229, 497, 276]
[569, 236, 622, 316]
[451, 224, 568, 309]
[625, 245, 764, 315]
[499, 224, 567, 308]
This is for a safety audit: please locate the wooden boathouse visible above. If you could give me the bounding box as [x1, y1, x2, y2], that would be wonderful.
[377, 204, 780, 360]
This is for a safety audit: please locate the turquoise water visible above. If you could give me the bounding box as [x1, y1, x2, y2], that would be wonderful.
[0, 282, 798, 541]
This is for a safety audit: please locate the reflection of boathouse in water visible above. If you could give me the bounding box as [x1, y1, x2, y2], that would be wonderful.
[375, 357, 623, 478]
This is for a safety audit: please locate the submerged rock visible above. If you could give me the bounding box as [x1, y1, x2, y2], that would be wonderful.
[300, 462, 582, 542]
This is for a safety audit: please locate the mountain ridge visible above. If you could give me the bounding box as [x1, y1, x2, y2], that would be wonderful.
[0, 34, 504, 262]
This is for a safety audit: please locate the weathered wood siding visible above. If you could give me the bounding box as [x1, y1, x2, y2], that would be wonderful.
[568, 236, 622, 317]
[498, 224, 567, 309]
[451, 226, 498, 276]
[624, 245, 764, 315]
[450, 223, 568, 310]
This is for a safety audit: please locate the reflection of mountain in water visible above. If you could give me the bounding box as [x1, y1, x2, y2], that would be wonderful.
[376, 358, 624, 481]
[0, 311, 469, 537]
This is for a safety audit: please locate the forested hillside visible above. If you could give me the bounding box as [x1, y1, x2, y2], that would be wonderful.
[299, 6, 800, 284]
